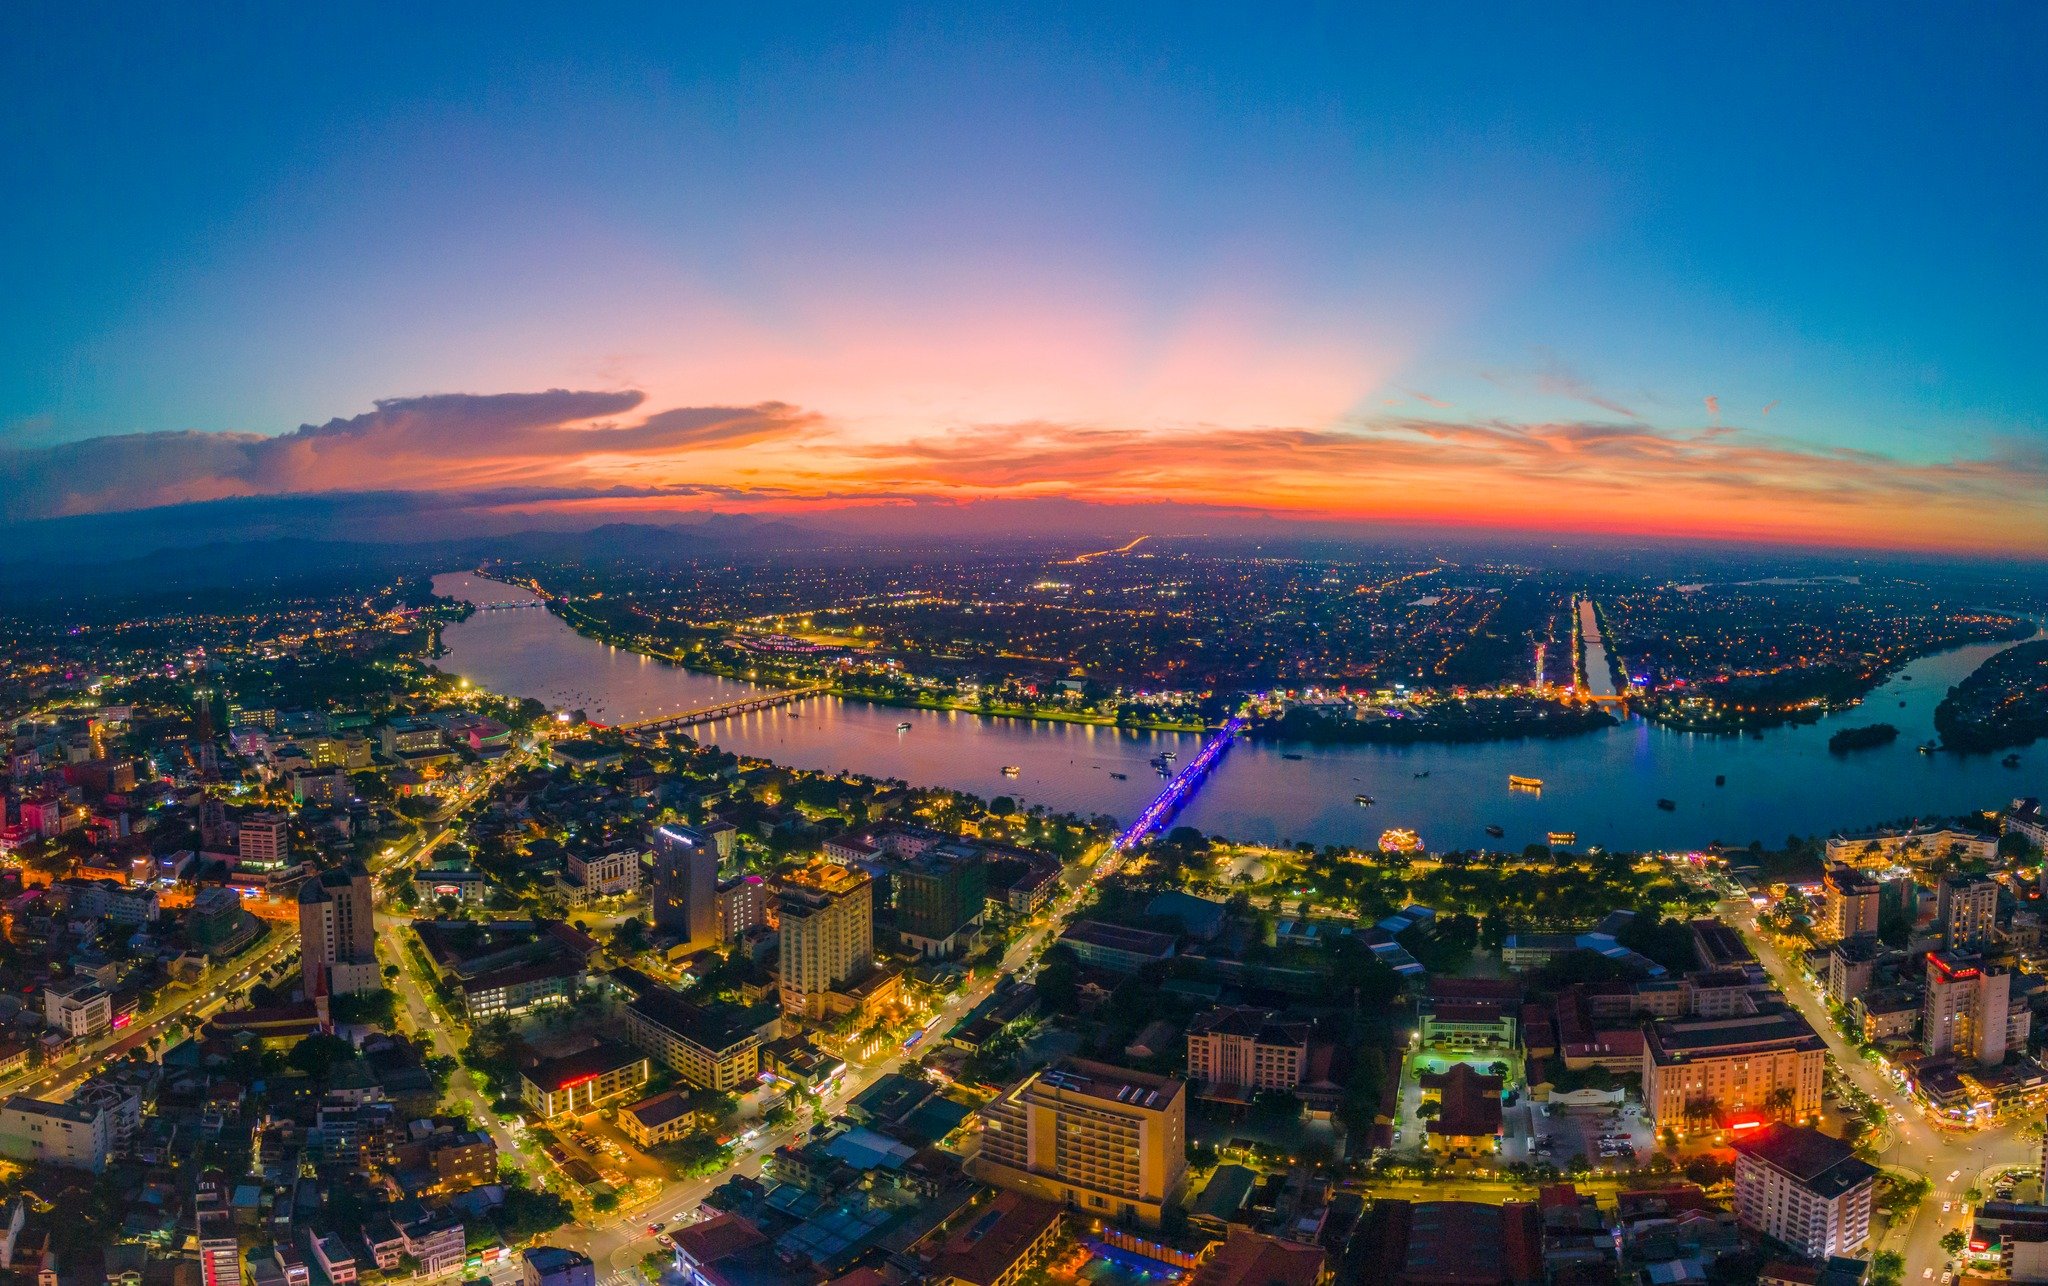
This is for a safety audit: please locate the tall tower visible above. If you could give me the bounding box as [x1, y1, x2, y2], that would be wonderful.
[298, 863, 377, 997]
[651, 826, 719, 953]
[774, 862, 873, 1020]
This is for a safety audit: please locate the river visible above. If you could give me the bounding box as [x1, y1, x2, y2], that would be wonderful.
[431, 572, 2043, 854]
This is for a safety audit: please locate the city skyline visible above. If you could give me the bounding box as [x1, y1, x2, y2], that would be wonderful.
[5, 6, 2048, 555]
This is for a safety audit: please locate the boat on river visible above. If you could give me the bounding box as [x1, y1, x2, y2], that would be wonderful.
[1355, 794, 1375, 806]
[1509, 774, 1543, 793]
[1548, 830, 1578, 846]
[897, 721, 913, 731]
[1656, 798, 1677, 811]
[1485, 824, 1505, 838]
[999, 765, 1021, 777]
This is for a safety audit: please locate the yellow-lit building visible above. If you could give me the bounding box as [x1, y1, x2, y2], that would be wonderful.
[775, 862, 874, 1021]
[969, 1058, 1186, 1228]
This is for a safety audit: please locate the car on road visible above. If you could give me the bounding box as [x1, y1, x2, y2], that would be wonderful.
[646, 1223, 663, 1234]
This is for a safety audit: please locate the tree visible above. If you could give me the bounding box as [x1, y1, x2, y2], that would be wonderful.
[1868, 1250, 1904, 1286]
[287, 1032, 356, 1079]
[1940, 1229, 1967, 1256]
[1764, 1085, 1797, 1122]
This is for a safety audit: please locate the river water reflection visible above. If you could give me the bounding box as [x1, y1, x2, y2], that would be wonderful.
[433, 573, 2041, 853]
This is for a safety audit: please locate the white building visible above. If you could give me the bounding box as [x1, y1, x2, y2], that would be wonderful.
[1731, 1123, 1876, 1260]
[43, 980, 111, 1040]
[0, 1095, 114, 1172]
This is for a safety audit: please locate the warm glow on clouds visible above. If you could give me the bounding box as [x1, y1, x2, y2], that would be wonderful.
[5, 385, 2046, 556]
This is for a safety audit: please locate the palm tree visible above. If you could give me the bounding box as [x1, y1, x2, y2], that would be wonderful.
[1682, 1094, 1720, 1133]
[1765, 1085, 1797, 1122]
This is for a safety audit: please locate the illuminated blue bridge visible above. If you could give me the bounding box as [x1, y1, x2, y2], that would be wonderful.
[1110, 714, 1246, 854]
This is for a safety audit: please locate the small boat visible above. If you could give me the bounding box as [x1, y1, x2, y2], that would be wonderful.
[1161, 750, 1178, 761]
[1355, 794, 1375, 806]
[1485, 824, 1505, 839]
[1000, 765, 1022, 777]
[1414, 770, 1431, 779]
[2004, 754, 2022, 768]
[1508, 774, 1543, 793]
[1714, 775, 1725, 787]
[897, 722, 913, 731]
[1281, 753, 1304, 761]
[1918, 742, 1937, 755]
[1656, 799, 1677, 812]
[1548, 831, 1578, 847]
[1109, 772, 1128, 780]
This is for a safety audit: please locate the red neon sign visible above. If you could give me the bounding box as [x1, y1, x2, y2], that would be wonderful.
[1727, 1116, 1764, 1132]
[111, 1013, 132, 1030]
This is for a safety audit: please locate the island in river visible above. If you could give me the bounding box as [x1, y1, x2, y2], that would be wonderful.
[1827, 723, 1900, 754]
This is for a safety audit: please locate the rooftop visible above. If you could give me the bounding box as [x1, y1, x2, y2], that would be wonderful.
[922, 1192, 1063, 1286]
[1730, 1124, 1878, 1198]
[1023, 1057, 1184, 1112]
[522, 1042, 644, 1094]
[1646, 1010, 1823, 1064]
[1058, 918, 1177, 958]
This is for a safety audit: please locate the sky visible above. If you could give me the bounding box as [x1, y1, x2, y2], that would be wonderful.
[3, 4, 2047, 554]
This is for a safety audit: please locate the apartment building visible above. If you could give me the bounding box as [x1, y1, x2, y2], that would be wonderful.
[1937, 873, 2000, 953]
[1731, 1124, 1876, 1259]
[0, 1095, 113, 1172]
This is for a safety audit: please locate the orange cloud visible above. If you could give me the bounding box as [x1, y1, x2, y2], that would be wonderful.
[8, 388, 2048, 556]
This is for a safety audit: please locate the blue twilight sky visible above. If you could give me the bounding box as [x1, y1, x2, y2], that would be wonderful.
[3, 4, 2046, 550]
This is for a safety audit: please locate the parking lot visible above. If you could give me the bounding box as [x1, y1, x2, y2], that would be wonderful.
[1498, 1099, 1656, 1167]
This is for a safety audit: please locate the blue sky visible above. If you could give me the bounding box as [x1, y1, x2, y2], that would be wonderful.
[3, 4, 2045, 549]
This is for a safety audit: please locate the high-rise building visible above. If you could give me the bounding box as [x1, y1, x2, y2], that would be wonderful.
[1731, 1124, 1876, 1259]
[1819, 866, 1880, 942]
[651, 826, 719, 953]
[239, 812, 291, 868]
[774, 862, 873, 1020]
[969, 1058, 1187, 1228]
[892, 848, 987, 955]
[1922, 950, 2028, 1066]
[196, 1171, 243, 1286]
[1937, 872, 2000, 952]
[716, 874, 768, 942]
[299, 864, 379, 997]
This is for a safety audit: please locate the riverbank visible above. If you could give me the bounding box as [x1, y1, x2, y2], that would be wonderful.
[1250, 699, 1617, 746]
[546, 595, 1212, 734]
[432, 571, 2036, 854]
